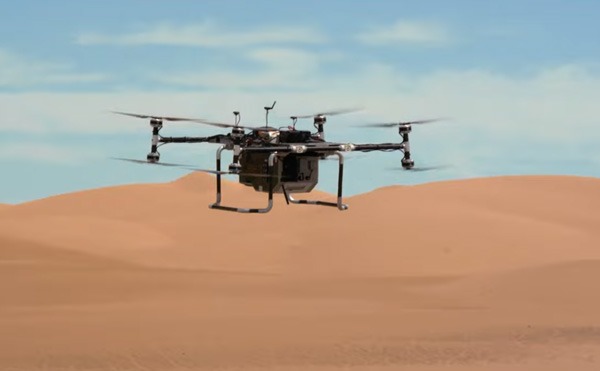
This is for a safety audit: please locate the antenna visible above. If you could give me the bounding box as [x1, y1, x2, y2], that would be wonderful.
[264, 101, 276, 126]
[233, 111, 240, 126]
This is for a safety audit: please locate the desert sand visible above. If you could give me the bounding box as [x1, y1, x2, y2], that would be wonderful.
[1, 173, 599, 370]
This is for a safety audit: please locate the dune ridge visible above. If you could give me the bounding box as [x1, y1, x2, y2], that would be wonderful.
[2, 173, 598, 275]
[1, 173, 599, 370]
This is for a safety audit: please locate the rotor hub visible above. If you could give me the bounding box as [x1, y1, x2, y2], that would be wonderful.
[231, 127, 245, 139]
[150, 118, 162, 128]
[314, 115, 327, 125]
[146, 152, 160, 163]
[402, 158, 414, 169]
[399, 124, 412, 134]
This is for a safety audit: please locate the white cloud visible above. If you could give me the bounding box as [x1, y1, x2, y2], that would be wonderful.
[247, 48, 324, 71]
[356, 20, 451, 45]
[1, 63, 598, 147]
[76, 21, 326, 47]
[1, 63, 599, 191]
[0, 49, 108, 88]
[154, 47, 341, 89]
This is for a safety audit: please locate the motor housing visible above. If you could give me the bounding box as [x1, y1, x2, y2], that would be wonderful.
[399, 124, 412, 134]
[400, 125, 414, 169]
[314, 115, 326, 140]
[147, 119, 162, 162]
[147, 152, 160, 162]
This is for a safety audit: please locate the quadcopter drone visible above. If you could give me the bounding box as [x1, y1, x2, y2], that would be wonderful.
[113, 101, 441, 213]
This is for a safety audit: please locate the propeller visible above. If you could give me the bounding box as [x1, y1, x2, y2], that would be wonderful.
[112, 157, 190, 167]
[111, 111, 206, 122]
[111, 111, 279, 132]
[295, 107, 363, 119]
[185, 167, 279, 178]
[393, 165, 450, 172]
[111, 157, 276, 178]
[189, 119, 278, 131]
[322, 153, 367, 161]
[360, 118, 446, 128]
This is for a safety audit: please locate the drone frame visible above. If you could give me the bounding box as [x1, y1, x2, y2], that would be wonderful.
[111, 107, 438, 214]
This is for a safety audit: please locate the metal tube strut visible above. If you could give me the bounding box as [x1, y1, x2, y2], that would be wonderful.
[209, 147, 277, 213]
[288, 151, 348, 211]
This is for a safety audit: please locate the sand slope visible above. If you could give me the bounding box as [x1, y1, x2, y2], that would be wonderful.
[1, 174, 600, 370]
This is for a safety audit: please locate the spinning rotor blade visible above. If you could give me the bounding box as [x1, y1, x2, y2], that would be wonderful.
[407, 165, 448, 172]
[113, 111, 275, 131]
[186, 167, 279, 178]
[112, 111, 206, 122]
[296, 107, 363, 119]
[111, 157, 191, 167]
[322, 153, 367, 161]
[112, 157, 277, 178]
[187, 119, 242, 129]
[393, 165, 450, 172]
[360, 118, 445, 128]
[188, 119, 278, 131]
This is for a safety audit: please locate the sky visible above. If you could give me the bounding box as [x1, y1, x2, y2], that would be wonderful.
[1, 0, 599, 204]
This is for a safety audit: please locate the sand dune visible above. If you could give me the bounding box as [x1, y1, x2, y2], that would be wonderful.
[1, 174, 600, 370]
[2, 174, 598, 275]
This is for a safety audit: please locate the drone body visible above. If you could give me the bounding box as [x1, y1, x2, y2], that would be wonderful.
[114, 102, 439, 213]
[238, 134, 319, 194]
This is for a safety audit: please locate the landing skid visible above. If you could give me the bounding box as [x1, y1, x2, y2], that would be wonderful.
[209, 146, 276, 214]
[283, 152, 349, 211]
[208, 147, 348, 213]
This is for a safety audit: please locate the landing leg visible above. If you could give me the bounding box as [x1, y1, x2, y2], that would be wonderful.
[288, 151, 348, 211]
[209, 147, 277, 213]
[282, 184, 290, 205]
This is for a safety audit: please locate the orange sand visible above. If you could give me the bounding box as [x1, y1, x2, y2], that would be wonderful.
[1, 174, 599, 370]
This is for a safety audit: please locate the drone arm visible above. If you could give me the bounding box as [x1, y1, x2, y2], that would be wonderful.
[159, 134, 231, 144]
[353, 141, 413, 168]
[159, 137, 209, 143]
[241, 143, 406, 155]
[353, 143, 405, 152]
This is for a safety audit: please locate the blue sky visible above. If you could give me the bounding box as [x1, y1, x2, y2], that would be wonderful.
[1, 0, 599, 203]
